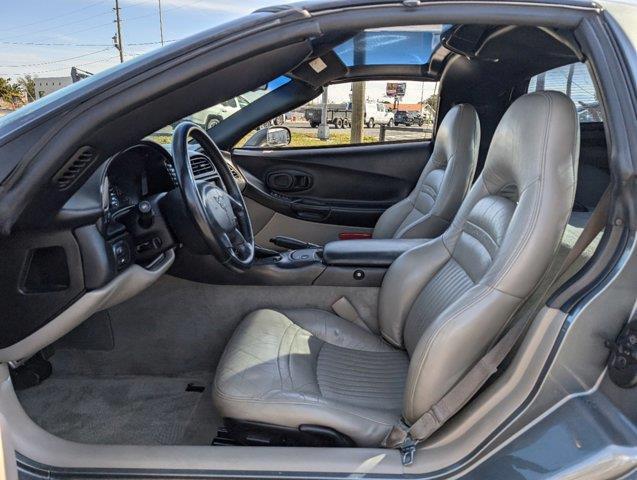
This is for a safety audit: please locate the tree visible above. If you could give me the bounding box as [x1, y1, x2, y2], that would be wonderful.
[0, 78, 24, 108]
[17, 75, 36, 103]
[425, 93, 439, 112]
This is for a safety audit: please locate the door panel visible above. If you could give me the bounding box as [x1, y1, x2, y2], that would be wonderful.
[233, 141, 432, 244]
[246, 197, 373, 250]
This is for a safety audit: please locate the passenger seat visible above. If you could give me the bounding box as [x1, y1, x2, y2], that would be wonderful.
[372, 103, 480, 239]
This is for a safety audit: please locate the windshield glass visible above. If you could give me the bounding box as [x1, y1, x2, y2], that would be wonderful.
[148, 75, 290, 143]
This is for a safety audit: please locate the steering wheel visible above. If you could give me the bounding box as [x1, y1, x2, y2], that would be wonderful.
[172, 122, 254, 272]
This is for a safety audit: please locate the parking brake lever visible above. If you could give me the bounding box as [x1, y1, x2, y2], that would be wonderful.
[270, 236, 320, 250]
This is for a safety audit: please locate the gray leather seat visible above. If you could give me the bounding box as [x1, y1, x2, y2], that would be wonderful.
[373, 103, 480, 239]
[213, 91, 579, 447]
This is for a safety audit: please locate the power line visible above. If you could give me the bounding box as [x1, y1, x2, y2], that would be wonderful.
[0, 9, 114, 42]
[0, 48, 111, 68]
[0, 0, 155, 41]
[118, 0, 206, 24]
[0, 0, 108, 33]
[0, 39, 175, 47]
[0, 56, 120, 77]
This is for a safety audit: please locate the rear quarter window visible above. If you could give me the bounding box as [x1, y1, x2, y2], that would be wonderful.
[528, 62, 603, 123]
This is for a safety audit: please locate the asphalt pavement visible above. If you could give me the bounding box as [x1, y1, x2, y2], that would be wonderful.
[286, 120, 432, 142]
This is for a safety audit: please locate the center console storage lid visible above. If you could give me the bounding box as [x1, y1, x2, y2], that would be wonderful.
[322, 238, 429, 267]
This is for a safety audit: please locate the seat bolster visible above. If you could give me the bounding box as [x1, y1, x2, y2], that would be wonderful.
[372, 198, 415, 239]
[378, 238, 451, 347]
[403, 285, 520, 422]
[282, 308, 394, 352]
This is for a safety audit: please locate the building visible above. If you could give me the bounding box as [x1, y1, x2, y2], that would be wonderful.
[394, 102, 423, 112]
[34, 77, 72, 99]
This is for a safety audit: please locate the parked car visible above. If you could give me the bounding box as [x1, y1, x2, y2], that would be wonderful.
[182, 95, 250, 130]
[394, 110, 424, 126]
[363, 101, 394, 127]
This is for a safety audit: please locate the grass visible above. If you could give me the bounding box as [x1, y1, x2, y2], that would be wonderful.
[287, 131, 377, 147]
[150, 130, 380, 148]
[150, 134, 173, 144]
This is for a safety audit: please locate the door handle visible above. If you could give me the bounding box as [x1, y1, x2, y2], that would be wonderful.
[291, 200, 330, 221]
[265, 170, 313, 192]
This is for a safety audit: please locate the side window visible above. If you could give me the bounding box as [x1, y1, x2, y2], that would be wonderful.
[237, 79, 439, 149]
[528, 62, 603, 123]
[237, 96, 249, 108]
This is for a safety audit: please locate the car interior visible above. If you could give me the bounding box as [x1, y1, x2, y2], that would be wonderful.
[0, 4, 632, 476]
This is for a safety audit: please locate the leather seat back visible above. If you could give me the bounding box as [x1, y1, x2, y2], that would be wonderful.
[378, 91, 579, 423]
[373, 103, 480, 239]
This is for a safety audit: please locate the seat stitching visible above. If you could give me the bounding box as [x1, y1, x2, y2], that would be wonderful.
[316, 341, 326, 397]
[276, 323, 295, 393]
[287, 325, 302, 391]
[491, 93, 552, 288]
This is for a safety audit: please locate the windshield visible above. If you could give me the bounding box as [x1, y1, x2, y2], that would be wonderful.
[148, 75, 291, 144]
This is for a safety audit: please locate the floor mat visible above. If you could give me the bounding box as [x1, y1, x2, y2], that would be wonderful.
[17, 374, 220, 445]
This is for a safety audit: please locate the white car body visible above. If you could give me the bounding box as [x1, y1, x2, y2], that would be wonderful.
[364, 101, 393, 127]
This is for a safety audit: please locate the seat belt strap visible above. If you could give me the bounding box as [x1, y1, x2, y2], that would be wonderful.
[385, 185, 612, 464]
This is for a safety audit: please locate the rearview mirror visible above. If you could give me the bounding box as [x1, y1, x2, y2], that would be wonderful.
[243, 126, 291, 148]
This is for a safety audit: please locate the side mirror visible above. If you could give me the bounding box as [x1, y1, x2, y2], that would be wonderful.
[243, 126, 291, 148]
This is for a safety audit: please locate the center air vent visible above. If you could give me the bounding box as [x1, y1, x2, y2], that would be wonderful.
[189, 155, 218, 183]
[53, 146, 97, 190]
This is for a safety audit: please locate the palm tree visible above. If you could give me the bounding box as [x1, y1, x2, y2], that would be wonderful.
[17, 75, 36, 103]
[0, 78, 24, 108]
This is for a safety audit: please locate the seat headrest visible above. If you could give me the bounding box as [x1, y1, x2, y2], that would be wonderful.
[430, 103, 480, 168]
[482, 91, 579, 200]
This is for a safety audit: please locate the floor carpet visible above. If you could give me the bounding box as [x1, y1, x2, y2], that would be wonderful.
[17, 373, 220, 445]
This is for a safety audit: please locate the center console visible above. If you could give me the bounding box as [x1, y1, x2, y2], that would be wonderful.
[169, 238, 430, 287]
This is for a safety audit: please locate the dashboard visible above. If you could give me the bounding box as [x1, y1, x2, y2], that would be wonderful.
[103, 140, 245, 216]
[0, 137, 248, 357]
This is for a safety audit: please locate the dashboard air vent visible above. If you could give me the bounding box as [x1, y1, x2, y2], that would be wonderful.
[189, 155, 217, 182]
[53, 146, 97, 190]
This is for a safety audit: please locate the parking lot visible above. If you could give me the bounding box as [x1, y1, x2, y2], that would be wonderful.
[150, 119, 433, 146]
[287, 120, 433, 143]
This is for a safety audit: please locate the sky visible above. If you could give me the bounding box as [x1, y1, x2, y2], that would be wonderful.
[0, 0, 284, 79]
[322, 81, 437, 106]
[0, 1, 438, 104]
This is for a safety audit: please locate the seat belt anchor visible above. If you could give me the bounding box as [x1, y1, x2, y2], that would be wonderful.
[400, 438, 417, 466]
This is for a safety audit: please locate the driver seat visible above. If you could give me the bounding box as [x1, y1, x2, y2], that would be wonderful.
[213, 91, 579, 447]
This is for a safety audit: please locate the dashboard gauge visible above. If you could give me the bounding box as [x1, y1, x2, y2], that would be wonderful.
[109, 184, 132, 211]
[103, 141, 176, 214]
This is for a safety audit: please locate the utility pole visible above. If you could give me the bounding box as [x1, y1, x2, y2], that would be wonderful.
[350, 33, 366, 144]
[158, 0, 165, 46]
[350, 82, 366, 144]
[318, 87, 330, 140]
[113, 0, 124, 63]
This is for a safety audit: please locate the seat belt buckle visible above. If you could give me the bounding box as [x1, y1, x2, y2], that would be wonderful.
[399, 438, 417, 466]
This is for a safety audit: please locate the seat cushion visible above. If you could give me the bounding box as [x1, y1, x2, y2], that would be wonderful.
[213, 308, 408, 446]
